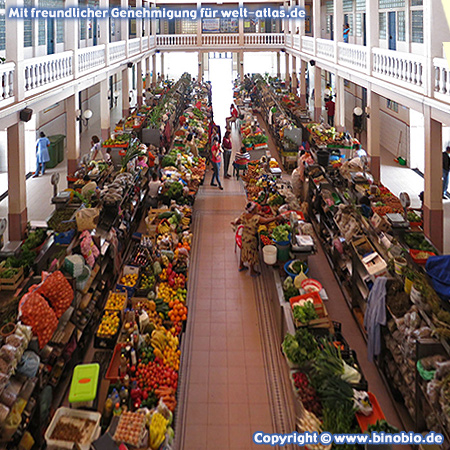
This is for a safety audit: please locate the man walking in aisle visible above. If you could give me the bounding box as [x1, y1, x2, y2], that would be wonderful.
[443, 146, 450, 198]
[325, 98, 335, 127]
[34, 132, 51, 177]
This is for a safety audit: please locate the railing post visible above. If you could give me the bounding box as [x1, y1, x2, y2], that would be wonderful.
[6, 0, 24, 101]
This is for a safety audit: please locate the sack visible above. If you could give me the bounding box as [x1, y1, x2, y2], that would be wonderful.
[37, 271, 73, 318]
[76, 208, 99, 231]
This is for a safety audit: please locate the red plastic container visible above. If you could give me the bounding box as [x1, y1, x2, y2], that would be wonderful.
[409, 249, 435, 265]
[105, 343, 126, 382]
[289, 291, 324, 316]
[356, 392, 386, 432]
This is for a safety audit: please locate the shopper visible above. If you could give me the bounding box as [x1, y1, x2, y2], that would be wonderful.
[232, 202, 280, 277]
[233, 147, 251, 179]
[343, 23, 350, 43]
[443, 146, 450, 198]
[145, 88, 153, 106]
[147, 172, 162, 209]
[226, 103, 239, 130]
[222, 130, 232, 179]
[325, 98, 335, 127]
[185, 133, 198, 158]
[210, 137, 223, 190]
[90, 136, 105, 161]
[34, 131, 50, 177]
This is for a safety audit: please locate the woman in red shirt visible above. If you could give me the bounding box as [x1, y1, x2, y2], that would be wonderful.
[210, 137, 223, 190]
[226, 104, 239, 129]
[222, 130, 232, 179]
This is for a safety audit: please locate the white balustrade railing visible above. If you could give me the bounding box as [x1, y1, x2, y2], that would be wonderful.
[372, 48, 424, 89]
[301, 36, 315, 55]
[202, 34, 239, 46]
[109, 41, 126, 63]
[128, 38, 141, 56]
[156, 34, 197, 47]
[78, 45, 106, 74]
[0, 63, 15, 102]
[337, 42, 368, 71]
[141, 36, 149, 51]
[24, 52, 73, 93]
[149, 35, 155, 48]
[316, 38, 335, 61]
[293, 35, 300, 50]
[285, 34, 292, 47]
[434, 58, 450, 100]
[244, 33, 284, 46]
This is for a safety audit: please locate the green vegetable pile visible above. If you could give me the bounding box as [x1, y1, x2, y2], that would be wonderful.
[293, 302, 318, 324]
[283, 276, 299, 301]
[407, 211, 421, 223]
[272, 224, 291, 242]
[282, 329, 320, 366]
[242, 134, 268, 146]
[290, 260, 308, 274]
[165, 182, 184, 200]
[161, 154, 178, 168]
[366, 420, 399, 434]
[47, 209, 76, 233]
[22, 229, 46, 252]
[404, 232, 437, 253]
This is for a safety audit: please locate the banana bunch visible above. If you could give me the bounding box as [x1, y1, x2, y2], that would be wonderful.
[151, 328, 168, 359]
[149, 412, 169, 449]
[166, 330, 179, 350]
[158, 222, 171, 234]
[181, 216, 190, 227]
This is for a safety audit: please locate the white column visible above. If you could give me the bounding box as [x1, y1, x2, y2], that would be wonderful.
[299, 58, 307, 108]
[285, 52, 290, 87]
[365, 0, 378, 75]
[197, 1, 202, 46]
[298, 0, 305, 36]
[120, 0, 128, 54]
[122, 67, 130, 117]
[239, 51, 244, 81]
[335, 74, 345, 129]
[146, 56, 151, 87]
[423, 106, 443, 252]
[367, 87, 380, 181]
[313, 65, 322, 122]
[100, 79, 111, 141]
[198, 51, 203, 82]
[7, 122, 27, 241]
[5, 0, 24, 101]
[312, 0, 321, 39]
[99, 0, 109, 64]
[334, 0, 343, 45]
[137, 60, 143, 106]
[160, 52, 165, 80]
[239, 0, 244, 46]
[151, 2, 157, 41]
[292, 55, 298, 93]
[276, 51, 281, 78]
[66, 93, 80, 175]
[152, 53, 157, 86]
[136, 0, 143, 42]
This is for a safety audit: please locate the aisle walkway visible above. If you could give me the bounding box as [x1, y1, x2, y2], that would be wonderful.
[179, 177, 274, 450]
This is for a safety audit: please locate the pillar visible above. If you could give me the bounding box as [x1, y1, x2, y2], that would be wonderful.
[137, 60, 143, 106]
[136, 0, 142, 39]
[276, 52, 281, 78]
[285, 52, 290, 86]
[100, 80, 110, 141]
[299, 59, 307, 108]
[298, 0, 305, 36]
[66, 94, 81, 175]
[238, 0, 244, 46]
[239, 51, 244, 81]
[120, 0, 128, 46]
[367, 88, 380, 181]
[7, 122, 27, 241]
[152, 53, 157, 86]
[5, 0, 25, 101]
[291, 55, 298, 93]
[197, 1, 202, 46]
[122, 67, 130, 117]
[365, 0, 378, 74]
[423, 107, 443, 252]
[313, 65, 322, 122]
[335, 75, 345, 129]
[333, 0, 343, 45]
[145, 56, 151, 88]
[198, 51, 203, 82]
[64, 0, 79, 75]
[312, 0, 321, 39]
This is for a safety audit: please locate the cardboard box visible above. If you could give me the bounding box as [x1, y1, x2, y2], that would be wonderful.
[370, 213, 390, 233]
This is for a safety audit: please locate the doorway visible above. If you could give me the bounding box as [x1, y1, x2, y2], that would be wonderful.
[206, 52, 234, 131]
[93, 17, 98, 45]
[388, 12, 396, 51]
[362, 13, 367, 46]
[47, 18, 55, 55]
[329, 15, 334, 41]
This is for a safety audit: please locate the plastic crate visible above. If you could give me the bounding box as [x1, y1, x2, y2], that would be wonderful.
[356, 392, 386, 433]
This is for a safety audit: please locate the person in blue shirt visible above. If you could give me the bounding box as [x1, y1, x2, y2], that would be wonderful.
[33, 132, 50, 177]
[343, 23, 350, 43]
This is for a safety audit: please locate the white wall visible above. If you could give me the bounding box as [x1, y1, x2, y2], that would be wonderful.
[163, 52, 198, 80]
[243, 52, 279, 77]
[409, 108, 425, 173]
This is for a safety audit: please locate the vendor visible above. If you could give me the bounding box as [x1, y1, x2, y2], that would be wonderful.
[90, 136, 107, 162]
[232, 202, 280, 277]
[185, 133, 198, 158]
[146, 172, 162, 209]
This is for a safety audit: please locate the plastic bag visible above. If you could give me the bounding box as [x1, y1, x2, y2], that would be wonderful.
[5, 334, 24, 350]
[15, 324, 32, 344]
[17, 351, 40, 378]
[37, 271, 73, 318]
[75, 207, 99, 231]
[20, 291, 58, 348]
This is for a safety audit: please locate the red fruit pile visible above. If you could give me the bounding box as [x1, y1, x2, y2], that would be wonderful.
[135, 358, 178, 392]
[292, 371, 322, 417]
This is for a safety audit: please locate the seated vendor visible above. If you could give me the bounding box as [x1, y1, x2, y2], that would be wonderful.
[233, 147, 250, 179]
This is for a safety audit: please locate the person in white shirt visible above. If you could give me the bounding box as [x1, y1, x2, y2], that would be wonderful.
[89, 136, 107, 161]
[147, 172, 162, 209]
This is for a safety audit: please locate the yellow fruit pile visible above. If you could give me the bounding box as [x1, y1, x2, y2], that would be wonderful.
[97, 310, 120, 337]
[157, 282, 177, 304]
[105, 292, 127, 310]
[149, 412, 169, 450]
[162, 331, 180, 370]
[120, 273, 138, 287]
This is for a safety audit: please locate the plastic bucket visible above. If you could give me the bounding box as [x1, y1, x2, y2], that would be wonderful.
[275, 241, 290, 262]
[317, 150, 330, 167]
[394, 257, 406, 275]
[262, 245, 277, 265]
[404, 277, 413, 295]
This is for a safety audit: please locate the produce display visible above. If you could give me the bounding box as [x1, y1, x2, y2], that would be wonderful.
[105, 292, 128, 311]
[113, 411, 147, 446]
[97, 310, 120, 338]
[50, 416, 97, 444]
